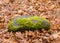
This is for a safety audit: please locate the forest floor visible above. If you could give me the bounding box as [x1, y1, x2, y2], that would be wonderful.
[0, 0, 60, 43]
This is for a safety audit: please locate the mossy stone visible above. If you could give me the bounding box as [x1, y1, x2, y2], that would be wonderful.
[8, 15, 50, 32]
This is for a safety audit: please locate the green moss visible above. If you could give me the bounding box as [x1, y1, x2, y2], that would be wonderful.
[8, 15, 51, 32]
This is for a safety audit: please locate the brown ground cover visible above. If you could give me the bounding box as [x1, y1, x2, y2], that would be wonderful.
[0, 0, 60, 43]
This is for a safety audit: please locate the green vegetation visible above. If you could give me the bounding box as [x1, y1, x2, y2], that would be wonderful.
[8, 15, 50, 32]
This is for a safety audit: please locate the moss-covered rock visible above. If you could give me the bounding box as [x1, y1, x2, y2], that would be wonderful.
[8, 15, 50, 32]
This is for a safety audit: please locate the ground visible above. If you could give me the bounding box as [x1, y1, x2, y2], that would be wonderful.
[0, 0, 60, 43]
